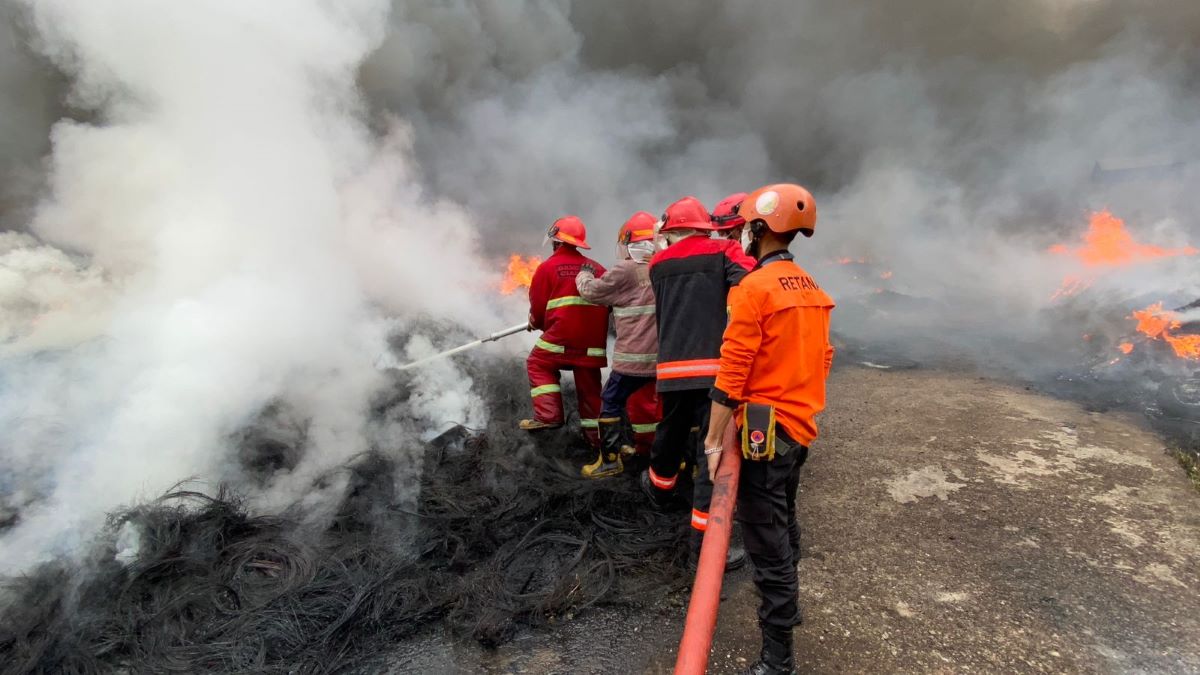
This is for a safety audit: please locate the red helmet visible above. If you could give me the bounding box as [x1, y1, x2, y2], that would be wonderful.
[547, 215, 590, 249]
[659, 196, 714, 232]
[618, 211, 658, 245]
[711, 192, 748, 230]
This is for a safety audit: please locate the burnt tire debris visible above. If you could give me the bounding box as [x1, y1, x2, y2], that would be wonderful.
[0, 358, 689, 675]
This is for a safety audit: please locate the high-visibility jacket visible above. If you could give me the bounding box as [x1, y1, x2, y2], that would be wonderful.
[648, 234, 755, 391]
[711, 250, 835, 446]
[576, 259, 657, 377]
[529, 246, 610, 367]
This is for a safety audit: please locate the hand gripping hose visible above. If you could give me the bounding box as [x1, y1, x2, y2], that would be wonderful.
[674, 424, 741, 674]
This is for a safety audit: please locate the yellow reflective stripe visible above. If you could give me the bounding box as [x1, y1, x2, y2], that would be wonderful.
[546, 296, 597, 310]
[613, 304, 655, 317]
[614, 352, 657, 363]
[536, 339, 604, 358]
[631, 422, 658, 433]
[535, 339, 566, 354]
[530, 384, 561, 397]
[580, 419, 599, 429]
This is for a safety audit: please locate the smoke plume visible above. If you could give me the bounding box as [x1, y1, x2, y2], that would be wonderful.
[0, 0, 516, 570]
[2, 0, 1199, 569]
[361, 0, 1200, 366]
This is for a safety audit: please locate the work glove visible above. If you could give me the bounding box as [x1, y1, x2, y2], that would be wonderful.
[579, 263, 596, 276]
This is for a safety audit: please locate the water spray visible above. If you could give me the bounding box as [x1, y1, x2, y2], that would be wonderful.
[377, 322, 529, 371]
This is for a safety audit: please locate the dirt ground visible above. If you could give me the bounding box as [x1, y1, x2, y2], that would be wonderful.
[387, 366, 1200, 674]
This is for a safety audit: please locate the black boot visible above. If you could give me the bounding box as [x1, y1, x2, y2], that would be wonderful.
[581, 418, 624, 479]
[687, 529, 747, 572]
[741, 624, 795, 675]
[639, 469, 675, 510]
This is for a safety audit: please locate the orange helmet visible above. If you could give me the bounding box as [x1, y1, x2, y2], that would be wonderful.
[711, 192, 748, 230]
[739, 184, 817, 237]
[547, 215, 591, 249]
[618, 211, 658, 245]
[659, 196, 715, 232]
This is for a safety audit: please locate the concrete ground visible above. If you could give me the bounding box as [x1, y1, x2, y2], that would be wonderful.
[388, 366, 1200, 674]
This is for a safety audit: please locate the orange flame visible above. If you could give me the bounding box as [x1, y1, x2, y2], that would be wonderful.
[880, 270, 894, 280]
[1050, 210, 1197, 267]
[500, 254, 542, 295]
[1167, 334, 1200, 360]
[1130, 302, 1200, 360]
[1049, 211, 1196, 300]
[1117, 342, 1133, 354]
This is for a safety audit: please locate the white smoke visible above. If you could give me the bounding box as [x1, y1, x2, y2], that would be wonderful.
[0, 0, 518, 570]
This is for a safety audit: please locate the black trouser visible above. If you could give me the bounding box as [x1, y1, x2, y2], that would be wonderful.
[648, 389, 712, 531]
[736, 430, 808, 629]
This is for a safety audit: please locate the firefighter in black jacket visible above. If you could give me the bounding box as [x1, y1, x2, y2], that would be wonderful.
[640, 195, 756, 568]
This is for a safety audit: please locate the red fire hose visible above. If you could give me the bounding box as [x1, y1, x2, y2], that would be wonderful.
[674, 425, 741, 675]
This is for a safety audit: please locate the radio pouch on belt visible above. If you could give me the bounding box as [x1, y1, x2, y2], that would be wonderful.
[740, 403, 777, 462]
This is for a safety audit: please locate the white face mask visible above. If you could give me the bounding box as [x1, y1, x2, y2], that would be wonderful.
[740, 228, 753, 253]
[626, 240, 656, 263]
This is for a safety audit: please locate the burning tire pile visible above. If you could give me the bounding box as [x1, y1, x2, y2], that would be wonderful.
[1039, 211, 1200, 446]
[0, 359, 691, 674]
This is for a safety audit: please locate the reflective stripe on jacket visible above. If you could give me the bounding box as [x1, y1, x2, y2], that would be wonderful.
[649, 235, 755, 392]
[529, 246, 610, 366]
[576, 259, 658, 376]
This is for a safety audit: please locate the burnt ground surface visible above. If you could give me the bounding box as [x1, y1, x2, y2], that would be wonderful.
[387, 365, 1200, 674]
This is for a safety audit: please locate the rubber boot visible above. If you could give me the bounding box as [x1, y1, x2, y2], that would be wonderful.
[687, 529, 747, 572]
[623, 449, 649, 476]
[519, 418, 562, 431]
[581, 418, 624, 479]
[639, 469, 675, 510]
[740, 624, 796, 675]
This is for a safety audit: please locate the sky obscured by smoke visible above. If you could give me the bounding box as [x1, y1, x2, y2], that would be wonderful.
[1, 0, 1198, 569]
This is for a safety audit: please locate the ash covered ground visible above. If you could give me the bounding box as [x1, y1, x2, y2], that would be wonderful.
[0, 357, 694, 674]
[3, 337, 1199, 674]
[386, 365, 1200, 674]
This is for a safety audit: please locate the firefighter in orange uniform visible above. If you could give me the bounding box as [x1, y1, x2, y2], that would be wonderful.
[704, 184, 834, 675]
[520, 216, 611, 452]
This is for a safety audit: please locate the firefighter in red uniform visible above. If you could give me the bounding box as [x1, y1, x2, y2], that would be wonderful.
[520, 216, 611, 452]
[704, 184, 835, 675]
[640, 196, 755, 569]
[711, 191, 750, 244]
